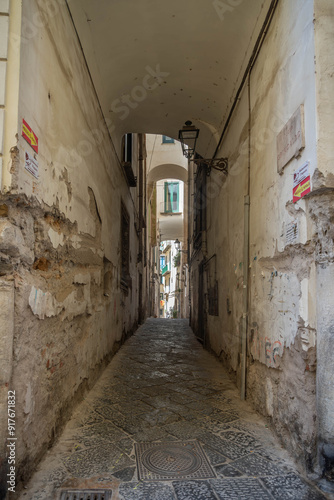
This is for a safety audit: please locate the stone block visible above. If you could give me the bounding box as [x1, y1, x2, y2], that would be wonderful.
[0, 220, 34, 264]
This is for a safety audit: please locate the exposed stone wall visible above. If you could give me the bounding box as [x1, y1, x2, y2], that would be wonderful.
[0, 0, 146, 487]
[313, 0, 334, 480]
[190, 0, 333, 475]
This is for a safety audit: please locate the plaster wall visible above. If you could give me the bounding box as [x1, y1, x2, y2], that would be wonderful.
[146, 134, 187, 179]
[313, 0, 334, 479]
[0, 0, 145, 485]
[156, 179, 184, 241]
[0, 0, 9, 181]
[191, 0, 330, 472]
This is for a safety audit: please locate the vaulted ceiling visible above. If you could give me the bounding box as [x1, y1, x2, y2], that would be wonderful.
[67, 0, 271, 157]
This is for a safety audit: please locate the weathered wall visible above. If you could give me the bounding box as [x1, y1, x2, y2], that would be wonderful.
[190, 0, 333, 474]
[0, 0, 146, 487]
[313, 0, 334, 480]
[246, 0, 318, 471]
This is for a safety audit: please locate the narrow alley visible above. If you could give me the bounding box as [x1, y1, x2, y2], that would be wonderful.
[1, 1, 334, 498]
[19, 319, 326, 500]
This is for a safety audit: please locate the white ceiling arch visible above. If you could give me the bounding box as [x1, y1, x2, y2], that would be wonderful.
[148, 163, 188, 184]
[67, 0, 272, 158]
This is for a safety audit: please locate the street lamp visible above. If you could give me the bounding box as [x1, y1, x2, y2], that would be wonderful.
[174, 238, 188, 254]
[178, 121, 200, 159]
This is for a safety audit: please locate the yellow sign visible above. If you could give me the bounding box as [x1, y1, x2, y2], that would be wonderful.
[22, 119, 39, 153]
[293, 179, 310, 199]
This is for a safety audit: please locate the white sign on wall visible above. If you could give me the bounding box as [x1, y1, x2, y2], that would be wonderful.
[24, 151, 39, 179]
[277, 105, 305, 173]
[285, 221, 299, 246]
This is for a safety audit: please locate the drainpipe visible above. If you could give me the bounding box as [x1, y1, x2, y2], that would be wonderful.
[187, 159, 192, 321]
[241, 75, 251, 401]
[138, 134, 143, 262]
[240, 195, 250, 400]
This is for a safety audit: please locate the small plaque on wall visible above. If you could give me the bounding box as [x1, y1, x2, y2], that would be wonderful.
[285, 221, 299, 246]
[25, 151, 39, 179]
[277, 105, 305, 173]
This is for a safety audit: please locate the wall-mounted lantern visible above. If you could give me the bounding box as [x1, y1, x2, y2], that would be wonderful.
[178, 121, 200, 159]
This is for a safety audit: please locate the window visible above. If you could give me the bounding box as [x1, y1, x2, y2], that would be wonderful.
[120, 203, 130, 289]
[164, 182, 179, 213]
[160, 256, 166, 269]
[162, 135, 175, 144]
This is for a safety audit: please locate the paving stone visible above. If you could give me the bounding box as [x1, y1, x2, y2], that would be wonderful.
[198, 418, 231, 434]
[63, 442, 134, 476]
[165, 421, 204, 441]
[112, 466, 136, 482]
[216, 430, 261, 450]
[191, 386, 219, 397]
[142, 408, 181, 426]
[210, 409, 239, 423]
[77, 419, 129, 442]
[231, 453, 286, 476]
[19, 319, 324, 500]
[112, 399, 154, 414]
[197, 432, 249, 460]
[142, 395, 174, 409]
[261, 474, 327, 499]
[173, 480, 218, 499]
[211, 478, 273, 499]
[185, 401, 215, 415]
[119, 481, 176, 500]
[132, 426, 171, 443]
[168, 392, 197, 404]
[202, 445, 228, 466]
[215, 464, 244, 478]
[118, 436, 135, 455]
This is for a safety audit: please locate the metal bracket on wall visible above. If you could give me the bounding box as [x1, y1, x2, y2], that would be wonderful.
[193, 157, 228, 176]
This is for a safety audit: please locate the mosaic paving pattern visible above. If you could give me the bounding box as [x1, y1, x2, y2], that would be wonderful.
[18, 319, 327, 500]
[135, 440, 216, 481]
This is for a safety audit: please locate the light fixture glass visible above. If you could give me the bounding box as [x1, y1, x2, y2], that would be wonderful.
[178, 121, 199, 159]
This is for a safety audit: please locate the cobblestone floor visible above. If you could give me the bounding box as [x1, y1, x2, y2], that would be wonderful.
[19, 319, 330, 500]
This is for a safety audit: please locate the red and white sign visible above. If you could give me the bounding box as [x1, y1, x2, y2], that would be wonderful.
[293, 161, 311, 203]
[22, 119, 38, 153]
[25, 151, 39, 179]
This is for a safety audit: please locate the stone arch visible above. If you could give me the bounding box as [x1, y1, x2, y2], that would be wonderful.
[147, 163, 188, 184]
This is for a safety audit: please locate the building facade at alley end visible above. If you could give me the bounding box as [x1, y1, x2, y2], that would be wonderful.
[0, 0, 333, 496]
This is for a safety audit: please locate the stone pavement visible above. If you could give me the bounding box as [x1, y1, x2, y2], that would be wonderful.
[19, 319, 330, 500]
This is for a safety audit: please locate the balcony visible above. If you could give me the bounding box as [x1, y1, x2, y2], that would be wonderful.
[161, 263, 171, 275]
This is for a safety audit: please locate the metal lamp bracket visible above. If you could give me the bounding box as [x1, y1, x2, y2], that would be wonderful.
[193, 157, 228, 176]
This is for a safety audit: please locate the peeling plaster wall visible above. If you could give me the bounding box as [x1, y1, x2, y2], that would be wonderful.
[190, 0, 332, 473]
[0, 0, 146, 485]
[313, 0, 334, 479]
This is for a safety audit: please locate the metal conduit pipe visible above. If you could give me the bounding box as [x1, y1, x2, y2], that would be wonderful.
[240, 194, 250, 400]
